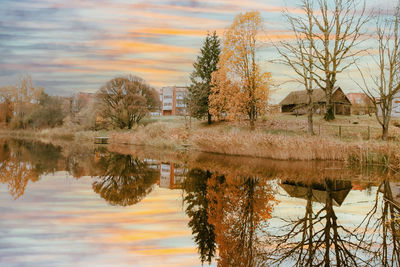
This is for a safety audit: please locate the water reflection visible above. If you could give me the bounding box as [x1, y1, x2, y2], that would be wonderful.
[355, 178, 400, 266]
[92, 153, 159, 206]
[207, 175, 276, 267]
[266, 179, 366, 266]
[1, 139, 400, 266]
[183, 169, 216, 264]
[0, 139, 62, 198]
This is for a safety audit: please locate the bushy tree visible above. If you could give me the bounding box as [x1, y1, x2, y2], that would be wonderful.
[97, 75, 160, 129]
[209, 12, 271, 128]
[9, 75, 44, 129]
[28, 93, 66, 128]
[187, 32, 221, 124]
[0, 86, 14, 124]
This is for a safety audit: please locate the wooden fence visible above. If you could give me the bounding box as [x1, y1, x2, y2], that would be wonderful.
[316, 124, 383, 140]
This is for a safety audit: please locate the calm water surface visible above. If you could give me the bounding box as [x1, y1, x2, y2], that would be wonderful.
[0, 139, 399, 267]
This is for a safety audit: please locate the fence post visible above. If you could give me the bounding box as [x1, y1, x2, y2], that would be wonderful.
[367, 126, 370, 140]
[319, 124, 321, 136]
[339, 125, 342, 140]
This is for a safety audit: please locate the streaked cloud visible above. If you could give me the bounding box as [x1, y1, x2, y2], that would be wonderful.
[0, 0, 388, 100]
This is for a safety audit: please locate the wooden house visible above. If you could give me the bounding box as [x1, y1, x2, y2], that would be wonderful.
[279, 87, 351, 115]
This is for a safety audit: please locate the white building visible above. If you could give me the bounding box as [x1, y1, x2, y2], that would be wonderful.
[160, 86, 187, 115]
[378, 92, 400, 118]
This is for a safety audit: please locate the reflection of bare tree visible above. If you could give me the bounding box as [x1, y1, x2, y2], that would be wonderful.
[207, 175, 276, 267]
[355, 179, 400, 266]
[266, 179, 368, 266]
[92, 153, 158, 206]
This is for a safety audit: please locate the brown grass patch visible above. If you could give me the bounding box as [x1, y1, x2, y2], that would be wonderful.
[192, 128, 351, 161]
[109, 121, 189, 149]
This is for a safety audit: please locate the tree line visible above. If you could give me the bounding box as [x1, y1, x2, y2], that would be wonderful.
[0, 74, 161, 130]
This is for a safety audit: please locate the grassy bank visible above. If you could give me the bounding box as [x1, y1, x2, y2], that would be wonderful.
[106, 115, 400, 169]
[1, 114, 400, 169]
[0, 128, 98, 142]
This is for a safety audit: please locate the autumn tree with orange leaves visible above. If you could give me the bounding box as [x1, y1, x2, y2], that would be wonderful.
[209, 11, 271, 128]
[207, 175, 276, 266]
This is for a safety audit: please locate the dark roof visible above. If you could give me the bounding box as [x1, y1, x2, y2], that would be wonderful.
[279, 87, 350, 106]
[279, 89, 326, 106]
[280, 183, 351, 206]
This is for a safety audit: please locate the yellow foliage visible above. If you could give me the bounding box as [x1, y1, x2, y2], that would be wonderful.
[210, 11, 271, 126]
[207, 175, 276, 266]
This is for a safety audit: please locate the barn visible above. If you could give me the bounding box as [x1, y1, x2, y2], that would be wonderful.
[279, 87, 351, 115]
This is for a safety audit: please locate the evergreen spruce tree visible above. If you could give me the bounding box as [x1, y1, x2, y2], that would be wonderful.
[187, 31, 221, 124]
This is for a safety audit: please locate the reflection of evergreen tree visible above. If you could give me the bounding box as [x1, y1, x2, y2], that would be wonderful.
[92, 153, 158, 206]
[184, 168, 216, 265]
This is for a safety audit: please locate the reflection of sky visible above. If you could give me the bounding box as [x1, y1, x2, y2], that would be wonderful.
[0, 168, 384, 266]
[0, 0, 396, 101]
[0, 172, 207, 267]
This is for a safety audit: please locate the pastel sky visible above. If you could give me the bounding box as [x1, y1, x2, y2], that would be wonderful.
[0, 0, 396, 101]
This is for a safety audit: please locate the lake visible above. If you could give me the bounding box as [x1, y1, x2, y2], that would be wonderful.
[0, 139, 399, 267]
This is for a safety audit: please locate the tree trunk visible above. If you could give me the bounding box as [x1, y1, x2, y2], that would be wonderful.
[250, 118, 255, 130]
[324, 99, 335, 121]
[307, 110, 314, 135]
[207, 112, 212, 125]
[249, 104, 256, 130]
[307, 92, 314, 135]
[382, 124, 389, 141]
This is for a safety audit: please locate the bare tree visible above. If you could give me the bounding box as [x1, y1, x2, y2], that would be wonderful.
[276, 0, 316, 135]
[312, 0, 369, 121]
[358, 7, 400, 140]
[279, 0, 369, 122]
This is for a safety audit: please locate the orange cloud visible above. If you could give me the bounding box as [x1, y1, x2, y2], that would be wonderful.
[131, 27, 211, 38]
[131, 247, 197, 256]
[100, 40, 195, 55]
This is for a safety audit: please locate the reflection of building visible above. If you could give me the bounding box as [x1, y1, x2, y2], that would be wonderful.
[160, 86, 187, 115]
[158, 163, 186, 189]
[144, 159, 160, 170]
[280, 180, 352, 207]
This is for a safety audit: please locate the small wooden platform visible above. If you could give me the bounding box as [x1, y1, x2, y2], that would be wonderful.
[94, 137, 108, 144]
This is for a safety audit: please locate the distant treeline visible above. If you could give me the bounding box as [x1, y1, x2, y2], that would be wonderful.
[0, 74, 160, 130]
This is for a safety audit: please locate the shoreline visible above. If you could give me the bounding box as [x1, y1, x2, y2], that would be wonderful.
[0, 120, 399, 170]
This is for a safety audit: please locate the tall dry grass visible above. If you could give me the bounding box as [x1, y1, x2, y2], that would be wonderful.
[192, 127, 400, 167]
[192, 128, 349, 160]
[106, 119, 400, 168]
[109, 121, 189, 149]
[0, 126, 97, 142]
